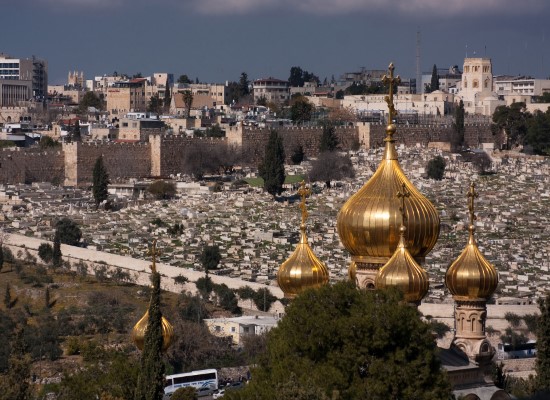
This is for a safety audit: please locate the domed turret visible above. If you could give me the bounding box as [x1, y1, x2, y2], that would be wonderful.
[446, 183, 498, 300]
[277, 182, 329, 299]
[376, 184, 429, 305]
[337, 63, 440, 287]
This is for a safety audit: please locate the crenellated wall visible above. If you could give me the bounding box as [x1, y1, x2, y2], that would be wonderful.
[0, 147, 64, 185]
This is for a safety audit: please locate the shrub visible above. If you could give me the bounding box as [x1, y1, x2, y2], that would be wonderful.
[38, 243, 54, 263]
[427, 156, 446, 180]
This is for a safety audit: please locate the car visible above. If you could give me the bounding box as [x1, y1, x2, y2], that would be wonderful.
[196, 387, 214, 397]
[212, 389, 225, 399]
[226, 381, 244, 391]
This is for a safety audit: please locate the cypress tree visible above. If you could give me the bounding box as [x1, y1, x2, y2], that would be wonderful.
[135, 271, 165, 400]
[453, 99, 466, 146]
[92, 156, 109, 209]
[319, 123, 339, 152]
[258, 130, 286, 198]
[52, 231, 62, 269]
[536, 294, 550, 394]
[430, 64, 440, 92]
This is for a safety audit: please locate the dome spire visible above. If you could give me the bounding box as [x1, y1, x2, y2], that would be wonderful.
[277, 181, 329, 299]
[376, 183, 429, 305]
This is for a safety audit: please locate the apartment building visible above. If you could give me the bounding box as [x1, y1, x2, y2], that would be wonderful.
[106, 78, 148, 115]
[0, 54, 48, 98]
[253, 77, 289, 104]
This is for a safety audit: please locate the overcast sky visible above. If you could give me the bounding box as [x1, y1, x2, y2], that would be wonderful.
[4, 0, 550, 84]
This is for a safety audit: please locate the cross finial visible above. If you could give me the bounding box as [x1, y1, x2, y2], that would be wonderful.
[148, 239, 161, 274]
[297, 180, 311, 227]
[467, 182, 478, 226]
[382, 63, 401, 124]
[397, 182, 410, 224]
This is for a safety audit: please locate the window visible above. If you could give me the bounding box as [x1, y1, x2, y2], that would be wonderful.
[473, 80, 479, 88]
[122, 122, 128, 127]
[231, 327, 236, 332]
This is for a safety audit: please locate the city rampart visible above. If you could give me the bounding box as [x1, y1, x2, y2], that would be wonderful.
[0, 147, 64, 185]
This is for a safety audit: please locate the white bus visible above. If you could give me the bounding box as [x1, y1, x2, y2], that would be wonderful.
[164, 369, 218, 395]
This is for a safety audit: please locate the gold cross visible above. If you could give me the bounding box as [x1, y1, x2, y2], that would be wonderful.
[467, 182, 478, 226]
[297, 180, 311, 225]
[397, 182, 410, 223]
[382, 63, 401, 123]
[148, 239, 161, 274]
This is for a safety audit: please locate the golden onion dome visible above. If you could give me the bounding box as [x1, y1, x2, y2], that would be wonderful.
[277, 181, 329, 299]
[445, 183, 498, 300]
[131, 310, 175, 352]
[337, 64, 439, 266]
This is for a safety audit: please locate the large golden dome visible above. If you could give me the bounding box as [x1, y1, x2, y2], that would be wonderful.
[277, 182, 329, 299]
[445, 183, 498, 300]
[376, 225, 429, 304]
[131, 310, 175, 352]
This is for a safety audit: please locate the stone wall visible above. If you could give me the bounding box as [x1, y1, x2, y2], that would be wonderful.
[64, 142, 151, 186]
[0, 147, 64, 185]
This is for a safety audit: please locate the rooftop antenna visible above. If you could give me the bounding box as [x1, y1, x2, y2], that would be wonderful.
[416, 28, 421, 94]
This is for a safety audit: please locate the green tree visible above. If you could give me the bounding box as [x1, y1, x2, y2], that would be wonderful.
[525, 109, 550, 155]
[309, 151, 355, 188]
[239, 72, 250, 97]
[213, 284, 241, 314]
[290, 96, 313, 124]
[289, 66, 305, 87]
[135, 271, 165, 400]
[78, 91, 103, 113]
[426, 156, 446, 180]
[492, 102, 530, 149]
[182, 91, 194, 118]
[92, 156, 110, 208]
[453, 99, 465, 146]
[252, 288, 277, 312]
[200, 245, 221, 271]
[177, 75, 191, 85]
[290, 145, 305, 165]
[52, 230, 62, 269]
[196, 275, 214, 300]
[229, 283, 452, 400]
[56, 217, 82, 246]
[429, 64, 439, 92]
[536, 293, 550, 394]
[319, 123, 339, 152]
[258, 130, 286, 198]
[171, 387, 198, 400]
[38, 242, 53, 264]
[0, 327, 31, 400]
[147, 93, 163, 115]
[39, 135, 61, 149]
[148, 180, 176, 200]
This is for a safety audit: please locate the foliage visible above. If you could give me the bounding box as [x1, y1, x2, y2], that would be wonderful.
[39, 135, 61, 149]
[230, 283, 452, 400]
[426, 64, 439, 93]
[182, 91, 193, 117]
[177, 75, 191, 85]
[533, 93, 550, 103]
[536, 293, 550, 393]
[212, 283, 241, 314]
[288, 66, 319, 87]
[0, 328, 31, 400]
[56, 217, 82, 246]
[290, 96, 313, 124]
[426, 156, 446, 180]
[70, 120, 81, 142]
[148, 180, 176, 200]
[135, 271, 165, 400]
[200, 245, 221, 271]
[178, 293, 210, 323]
[309, 151, 355, 188]
[523, 314, 538, 333]
[525, 109, 550, 155]
[290, 145, 305, 165]
[78, 91, 103, 113]
[147, 93, 163, 115]
[92, 156, 110, 208]
[0, 311, 15, 372]
[174, 275, 189, 286]
[196, 276, 214, 300]
[453, 99, 465, 146]
[24, 313, 63, 361]
[38, 242, 53, 263]
[239, 72, 250, 97]
[344, 81, 388, 96]
[258, 130, 286, 197]
[505, 312, 522, 328]
[492, 102, 530, 149]
[427, 319, 451, 339]
[335, 90, 345, 99]
[171, 387, 198, 400]
[237, 286, 256, 300]
[52, 230, 62, 268]
[252, 287, 277, 312]
[319, 123, 339, 152]
[500, 327, 529, 349]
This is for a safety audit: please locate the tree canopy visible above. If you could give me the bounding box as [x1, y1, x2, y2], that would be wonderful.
[258, 130, 286, 197]
[78, 91, 103, 113]
[288, 66, 319, 87]
[200, 245, 222, 271]
[319, 123, 339, 152]
[55, 217, 82, 246]
[290, 95, 313, 124]
[227, 283, 452, 400]
[148, 180, 176, 200]
[309, 151, 355, 188]
[426, 156, 446, 180]
[492, 102, 529, 149]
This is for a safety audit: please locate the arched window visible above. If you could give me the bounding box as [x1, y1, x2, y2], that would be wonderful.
[473, 80, 479, 88]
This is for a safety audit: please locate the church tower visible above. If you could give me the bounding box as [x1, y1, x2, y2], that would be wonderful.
[445, 183, 498, 365]
[337, 63, 440, 289]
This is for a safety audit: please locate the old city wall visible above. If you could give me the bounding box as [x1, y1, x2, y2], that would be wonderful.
[367, 123, 500, 149]
[0, 147, 64, 185]
[240, 125, 359, 163]
[64, 142, 151, 186]
[150, 134, 229, 177]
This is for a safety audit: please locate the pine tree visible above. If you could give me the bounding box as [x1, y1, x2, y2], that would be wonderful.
[52, 231, 62, 269]
[319, 123, 339, 152]
[135, 271, 165, 400]
[536, 294, 550, 394]
[92, 156, 109, 209]
[258, 130, 286, 198]
[430, 64, 440, 92]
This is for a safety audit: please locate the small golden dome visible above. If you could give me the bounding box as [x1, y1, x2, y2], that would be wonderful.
[277, 181, 329, 299]
[131, 310, 175, 352]
[337, 64, 439, 266]
[445, 183, 498, 300]
[375, 225, 429, 304]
